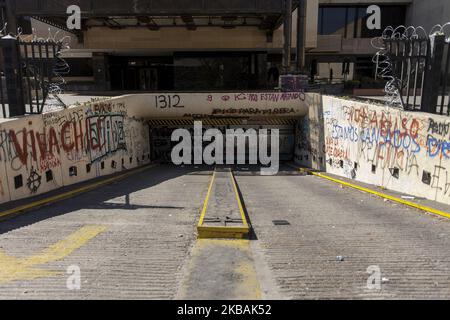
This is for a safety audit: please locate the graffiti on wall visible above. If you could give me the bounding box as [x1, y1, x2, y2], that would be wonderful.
[0, 100, 150, 203]
[305, 97, 450, 203]
[86, 114, 126, 163]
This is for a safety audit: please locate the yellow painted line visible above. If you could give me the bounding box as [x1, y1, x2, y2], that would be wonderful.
[177, 239, 261, 299]
[197, 170, 216, 227]
[0, 164, 158, 221]
[197, 226, 250, 239]
[0, 224, 106, 284]
[291, 165, 450, 220]
[197, 169, 250, 239]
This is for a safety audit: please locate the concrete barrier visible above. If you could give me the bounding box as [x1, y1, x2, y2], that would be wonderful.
[0, 96, 150, 204]
[0, 90, 312, 205]
[296, 95, 450, 206]
[120, 92, 309, 119]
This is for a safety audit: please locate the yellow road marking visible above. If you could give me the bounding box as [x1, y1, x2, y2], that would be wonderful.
[197, 170, 216, 227]
[290, 164, 450, 220]
[230, 170, 250, 230]
[178, 239, 261, 300]
[0, 164, 157, 221]
[0, 225, 106, 284]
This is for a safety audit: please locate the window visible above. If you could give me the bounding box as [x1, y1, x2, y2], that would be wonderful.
[69, 166, 78, 177]
[318, 5, 406, 38]
[422, 171, 432, 185]
[319, 7, 347, 37]
[390, 167, 400, 179]
[101, 162, 105, 170]
[111, 160, 117, 169]
[14, 175, 23, 189]
[65, 58, 94, 77]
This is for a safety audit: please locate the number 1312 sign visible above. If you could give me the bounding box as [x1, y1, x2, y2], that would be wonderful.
[154, 95, 185, 109]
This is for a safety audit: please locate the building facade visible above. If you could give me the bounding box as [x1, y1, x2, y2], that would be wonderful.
[1, 0, 449, 92]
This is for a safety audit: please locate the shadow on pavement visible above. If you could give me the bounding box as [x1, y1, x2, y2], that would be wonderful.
[0, 164, 213, 235]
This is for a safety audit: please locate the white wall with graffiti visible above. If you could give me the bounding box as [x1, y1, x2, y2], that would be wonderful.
[295, 95, 450, 205]
[0, 97, 150, 204]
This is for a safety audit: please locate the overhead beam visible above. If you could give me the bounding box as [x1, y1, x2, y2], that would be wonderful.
[14, 0, 284, 16]
[181, 15, 196, 30]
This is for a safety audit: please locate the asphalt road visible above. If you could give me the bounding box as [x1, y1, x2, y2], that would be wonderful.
[235, 167, 450, 299]
[1, 164, 450, 299]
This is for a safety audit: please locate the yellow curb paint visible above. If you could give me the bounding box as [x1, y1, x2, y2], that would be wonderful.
[197, 169, 250, 239]
[230, 170, 250, 230]
[291, 165, 450, 220]
[197, 170, 216, 227]
[0, 164, 157, 221]
[0, 225, 106, 284]
[178, 239, 261, 300]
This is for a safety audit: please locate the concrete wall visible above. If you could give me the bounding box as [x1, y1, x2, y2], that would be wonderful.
[121, 92, 309, 119]
[0, 97, 150, 204]
[296, 95, 450, 205]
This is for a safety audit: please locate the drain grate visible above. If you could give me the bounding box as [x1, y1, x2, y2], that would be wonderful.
[272, 220, 291, 226]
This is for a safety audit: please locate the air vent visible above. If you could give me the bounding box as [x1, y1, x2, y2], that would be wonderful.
[272, 220, 291, 226]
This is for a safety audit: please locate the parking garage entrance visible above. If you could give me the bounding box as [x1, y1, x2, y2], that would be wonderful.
[149, 118, 297, 164]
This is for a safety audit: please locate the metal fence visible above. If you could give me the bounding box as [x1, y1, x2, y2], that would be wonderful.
[0, 36, 64, 118]
[381, 34, 450, 115]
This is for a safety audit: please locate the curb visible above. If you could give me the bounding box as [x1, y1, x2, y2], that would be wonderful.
[289, 164, 450, 220]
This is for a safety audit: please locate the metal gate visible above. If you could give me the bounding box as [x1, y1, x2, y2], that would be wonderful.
[0, 35, 65, 118]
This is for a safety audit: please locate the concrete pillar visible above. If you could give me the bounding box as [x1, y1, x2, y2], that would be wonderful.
[282, 0, 293, 74]
[5, 0, 18, 35]
[296, 0, 306, 73]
